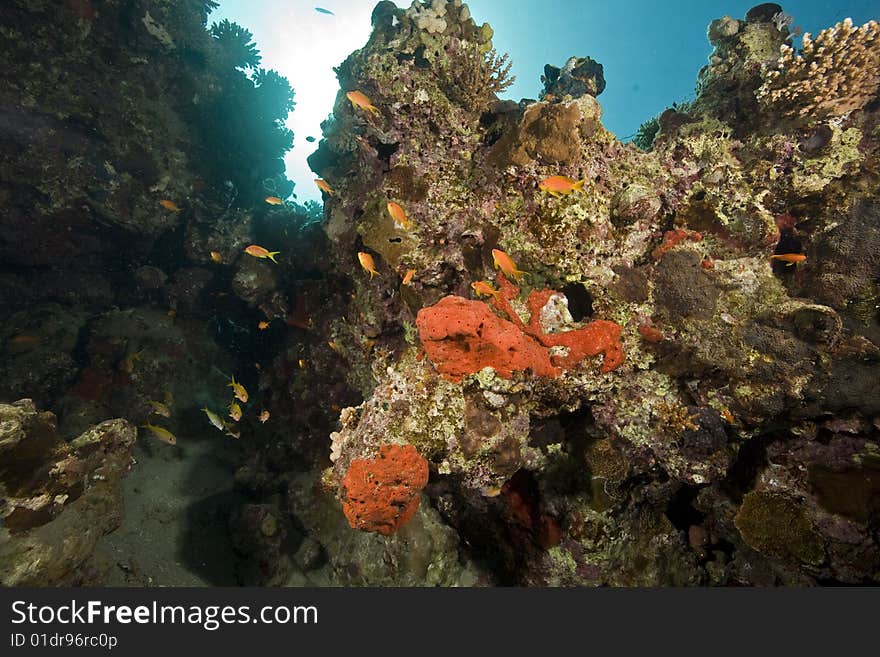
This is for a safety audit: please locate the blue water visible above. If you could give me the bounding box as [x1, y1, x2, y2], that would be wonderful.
[210, 1, 880, 202]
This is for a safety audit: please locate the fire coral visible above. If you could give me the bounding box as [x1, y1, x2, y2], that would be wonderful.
[416, 274, 624, 382]
[341, 444, 429, 535]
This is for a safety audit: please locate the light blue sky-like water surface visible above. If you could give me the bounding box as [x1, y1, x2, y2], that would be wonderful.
[210, 0, 879, 202]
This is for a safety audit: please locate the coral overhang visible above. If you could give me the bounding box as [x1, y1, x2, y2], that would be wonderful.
[416, 273, 624, 382]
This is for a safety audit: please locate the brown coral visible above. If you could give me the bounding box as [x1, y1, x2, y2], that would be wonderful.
[758, 18, 880, 118]
[341, 444, 429, 535]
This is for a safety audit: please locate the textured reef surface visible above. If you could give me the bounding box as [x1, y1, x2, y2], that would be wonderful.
[1, 0, 879, 586]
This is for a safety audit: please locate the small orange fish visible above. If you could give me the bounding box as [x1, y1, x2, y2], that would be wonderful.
[387, 201, 410, 229]
[346, 90, 380, 115]
[539, 175, 586, 197]
[228, 401, 242, 422]
[315, 179, 335, 195]
[721, 408, 735, 424]
[358, 251, 379, 279]
[9, 335, 40, 345]
[402, 269, 416, 285]
[258, 321, 269, 330]
[298, 358, 307, 369]
[471, 280, 501, 300]
[328, 340, 339, 352]
[228, 374, 248, 403]
[491, 248, 527, 281]
[259, 410, 270, 423]
[210, 251, 223, 263]
[244, 245, 280, 263]
[160, 199, 182, 213]
[770, 253, 806, 266]
[265, 196, 284, 206]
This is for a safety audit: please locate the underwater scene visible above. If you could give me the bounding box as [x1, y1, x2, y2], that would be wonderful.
[1, 0, 879, 588]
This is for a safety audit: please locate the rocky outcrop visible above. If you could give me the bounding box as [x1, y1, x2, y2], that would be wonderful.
[0, 399, 136, 586]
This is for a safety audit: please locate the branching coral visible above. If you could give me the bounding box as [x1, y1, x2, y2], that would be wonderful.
[442, 41, 514, 111]
[758, 18, 880, 118]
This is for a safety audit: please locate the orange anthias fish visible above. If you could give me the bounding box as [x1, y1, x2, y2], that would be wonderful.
[210, 251, 223, 263]
[244, 245, 280, 263]
[315, 179, 335, 195]
[387, 201, 410, 229]
[539, 175, 586, 197]
[491, 248, 527, 281]
[472, 280, 501, 300]
[770, 253, 807, 266]
[265, 196, 284, 205]
[258, 321, 269, 330]
[160, 199, 182, 212]
[402, 269, 416, 285]
[346, 90, 380, 115]
[228, 374, 248, 403]
[259, 410, 270, 423]
[358, 251, 379, 279]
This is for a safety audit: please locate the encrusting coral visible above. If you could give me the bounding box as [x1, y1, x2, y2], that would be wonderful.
[758, 18, 880, 118]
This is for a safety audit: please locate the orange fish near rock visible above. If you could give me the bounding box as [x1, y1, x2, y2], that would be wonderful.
[159, 199, 182, 213]
[471, 280, 501, 300]
[265, 196, 284, 205]
[210, 251, 222, 263]
[402, 269, 416, 285]
[258, 321, 269, 330]
[387, 201, 410, 229]
[358, 251, 379, 279]
[539, 176, 586, 197]
[770, 253, 806, 266]
[491, 249, 527, 281]
[315, 179, 335, 195]
[346, 90, 380, 116]
[244, 245, 280, 263]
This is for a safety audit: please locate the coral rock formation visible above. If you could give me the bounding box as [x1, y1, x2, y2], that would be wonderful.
[0, 400, 136, 586]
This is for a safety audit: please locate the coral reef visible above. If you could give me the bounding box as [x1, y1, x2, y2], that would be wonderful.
[307, 0, 880, 585]
[3, 0, 880, 587]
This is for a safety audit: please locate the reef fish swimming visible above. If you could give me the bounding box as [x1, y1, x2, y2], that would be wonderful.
[147, 400, 171, 418]
[244, 245, 280, 263]
[228, 374, 249, 403]
[228, 401, 242, 422]
[314, 7, 334, 15]
[491, 249, 527, 281]
[346, 90, 380, 116]
[159, 199, 182, 212]
[387, 201, 410, 229]
[202, 407, 225, 432]
[141, 423, 176, 445]
[358, 251, 379, 279]
[471, 280, 501, 300]
[539, 175, 586, 197]
[402, 269, 416, 285]
[265, 196, 284, 205]
[770, 253, 807, 266]
[315, 179, 334, 195]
